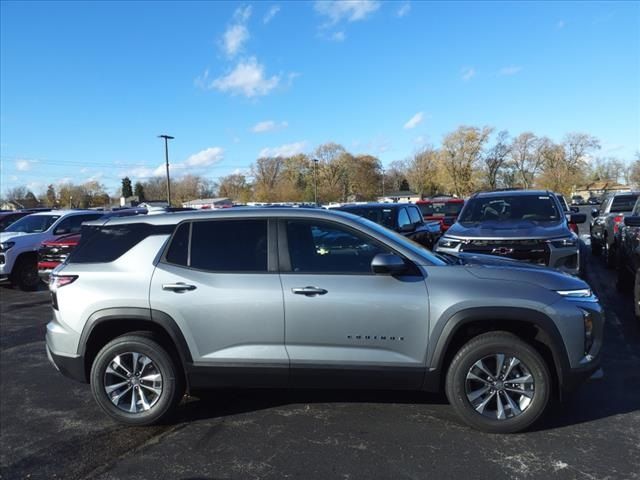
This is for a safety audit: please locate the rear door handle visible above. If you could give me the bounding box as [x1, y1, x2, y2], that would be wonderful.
[162, 282, 197, 292]
[291, 286, 328, 296]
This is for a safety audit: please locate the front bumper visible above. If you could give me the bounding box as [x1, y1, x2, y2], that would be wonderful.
[38, 269, 53, 283]
[561, 352, 602, 393]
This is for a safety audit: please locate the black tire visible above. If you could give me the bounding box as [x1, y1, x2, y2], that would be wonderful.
[634, 269, 640, 322]
[12, 256, 39, 291]
[90, 334, 184, 426]
[445, 331, 551, 434]
[591, 238, 602, 256]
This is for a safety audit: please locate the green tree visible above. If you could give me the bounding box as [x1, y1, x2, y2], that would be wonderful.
[121, 177, 133, 198]
[134, 182, 145, 201]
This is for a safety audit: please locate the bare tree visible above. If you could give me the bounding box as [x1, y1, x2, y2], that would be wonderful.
[483, 130, 510, 190]
[510, 132, 546, 189]
[441, 126, 493, 196]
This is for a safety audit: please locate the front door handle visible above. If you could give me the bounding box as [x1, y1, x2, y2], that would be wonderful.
[162, 282, 197, 292]
[291, 286, 328, 296]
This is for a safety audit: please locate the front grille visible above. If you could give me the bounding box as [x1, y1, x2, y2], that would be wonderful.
[39, 244, 73, 264]
[0, 254, 4, 265]
[460, 239, 550, 265]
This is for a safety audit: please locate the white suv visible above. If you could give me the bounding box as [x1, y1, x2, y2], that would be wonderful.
[0, 210, 105, 290]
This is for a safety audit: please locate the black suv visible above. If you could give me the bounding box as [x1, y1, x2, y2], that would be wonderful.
[615, 197, 640, 320]
[336, 203, 441, 249]
[435, 190, 586, 275]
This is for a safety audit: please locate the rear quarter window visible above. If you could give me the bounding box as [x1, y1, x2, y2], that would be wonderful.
[69, 223, 169, 263]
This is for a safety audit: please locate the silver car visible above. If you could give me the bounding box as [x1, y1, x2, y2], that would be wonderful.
[46, 208, 603, 433]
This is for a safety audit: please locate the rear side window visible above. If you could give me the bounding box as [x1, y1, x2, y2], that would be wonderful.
[69, 223, 156, 263]
[165, 223, 190, 266]
[188, 220, 268, 272]
[611, 195, 638, 213]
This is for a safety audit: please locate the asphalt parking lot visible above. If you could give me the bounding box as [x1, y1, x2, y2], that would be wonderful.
[1, 223, 639, 479]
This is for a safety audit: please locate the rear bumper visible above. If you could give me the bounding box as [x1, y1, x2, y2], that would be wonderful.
[45, 343, 86, 383]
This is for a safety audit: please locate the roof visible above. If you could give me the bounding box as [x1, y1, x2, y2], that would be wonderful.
[183, 197, 231, 205]
[337, 203, 413, 210]
[473, 189, 551, 199]
[417, 197, 464, 203]
[29, 209, 96, 216]
[96, 207, 360, 227]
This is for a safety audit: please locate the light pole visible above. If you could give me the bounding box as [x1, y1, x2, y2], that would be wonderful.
[158, 134, 174, 206]
[313, 158, 319, 206]
[381, 167, 385, 198]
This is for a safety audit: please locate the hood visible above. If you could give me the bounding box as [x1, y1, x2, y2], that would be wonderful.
[446, 220, 569, 240]
[0, 231, 30, 242]
[455, 252, 587, 291]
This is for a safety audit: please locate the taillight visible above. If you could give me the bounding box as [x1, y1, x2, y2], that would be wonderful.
[49, 275, 78, 289]
[613, 215, 624, 234]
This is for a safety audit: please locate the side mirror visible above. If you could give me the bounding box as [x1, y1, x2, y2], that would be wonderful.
[399, 223, 416, 233]
[570, 206, 580, 213]
[371, 253, 407, 275]
[591, 208, 598, 218]
[569, 213, 586, 224]
[624, 216, 640, 227]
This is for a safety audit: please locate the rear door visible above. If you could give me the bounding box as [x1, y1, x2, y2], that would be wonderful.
[279, 218, 430, 389]
[149, 218, 287, 386]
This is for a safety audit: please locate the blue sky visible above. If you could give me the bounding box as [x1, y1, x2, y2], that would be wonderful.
[1, 0, 639, 195]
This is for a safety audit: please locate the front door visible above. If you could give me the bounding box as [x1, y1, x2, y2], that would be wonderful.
[279, 218, 430, 389]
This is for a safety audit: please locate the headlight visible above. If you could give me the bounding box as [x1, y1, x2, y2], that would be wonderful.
[0, 241, 15, 252]
[438, 237, 460, 249]
[556, 288, 592, 298]
[549, 237, 577, 248]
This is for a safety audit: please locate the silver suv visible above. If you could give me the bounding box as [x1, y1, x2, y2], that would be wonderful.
[46, 208, 603, 433]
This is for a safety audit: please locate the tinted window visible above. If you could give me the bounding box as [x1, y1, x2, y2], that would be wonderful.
[54, 214, 103, 234]
[397, 208, 411, 228]
[286, 220, 390, 274]
[408, 206, 423, 224]
[69, 223, 156, 263]
[165, 222, 190, 266]
[5, 214, 60, 233]
[341, 207, 395, 229]
[190, 220, 267, 272]
[0, 213, 27, 231]
[459, 195, 561, 222]
[611, 195, 638, 213]
[417, 201, 464, 216]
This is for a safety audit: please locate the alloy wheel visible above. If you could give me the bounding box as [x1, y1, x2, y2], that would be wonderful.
[103, 352, 163, 413]
[465, 353, 535, 420]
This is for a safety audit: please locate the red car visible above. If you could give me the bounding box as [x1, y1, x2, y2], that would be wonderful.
[38, 233, 80, 282]
[415, 197, 465, 232]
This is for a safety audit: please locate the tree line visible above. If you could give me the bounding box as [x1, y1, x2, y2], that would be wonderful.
[3, 126, 639, 208]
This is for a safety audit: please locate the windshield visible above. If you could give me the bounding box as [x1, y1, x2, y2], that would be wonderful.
[459, 195, 561, 223]
[5, 214, 60, 233]
[418, 201, 464, 217]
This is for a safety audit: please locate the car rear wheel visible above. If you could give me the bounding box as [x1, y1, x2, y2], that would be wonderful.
[90, 334, 184, 425]
[445, 332, 550, 433]
[13, 256, 39, 291]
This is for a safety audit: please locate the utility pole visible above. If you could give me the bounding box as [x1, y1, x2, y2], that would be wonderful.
[158, 134, 174, 206]
[313, 158, 319, 206]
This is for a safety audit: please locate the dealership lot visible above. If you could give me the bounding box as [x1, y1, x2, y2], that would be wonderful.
[1, 232, 639, 479]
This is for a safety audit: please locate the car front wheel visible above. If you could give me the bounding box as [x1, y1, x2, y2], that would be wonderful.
[445, 332, 551, 433]
[13, 256, 39, 291]
[90, 334, 184, 426]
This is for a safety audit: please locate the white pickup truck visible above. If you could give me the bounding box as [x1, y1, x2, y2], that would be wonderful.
[0, 210, 105, 290]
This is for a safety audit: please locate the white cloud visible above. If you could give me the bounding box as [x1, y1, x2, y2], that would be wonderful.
[9, 175, 18, 182]
[251, 120, 288, 133]
[461, 67, 476, 81]
[331, 31, 346, 42]
[223, 24, 250, 57]
[396, 2, 411, 18]
[233, 5, 252, 23]
[556, 20, 566, 29]
[498, 65, 523, 76]
[403, 112, 424, 130]
[15, 159, 32, 171]
[207, 57, 280, 97]
[259, 141, 307, 158]
[263, 5, 280, 24]
[314, 0, 380, 25]
[185, 147, 224, 167]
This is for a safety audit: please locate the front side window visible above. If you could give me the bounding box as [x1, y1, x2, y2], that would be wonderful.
[397, 208, 411, 229]
[286, 220, 390, 274]
[189, 220, 268, 272]
[408, 206, 423, 225]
